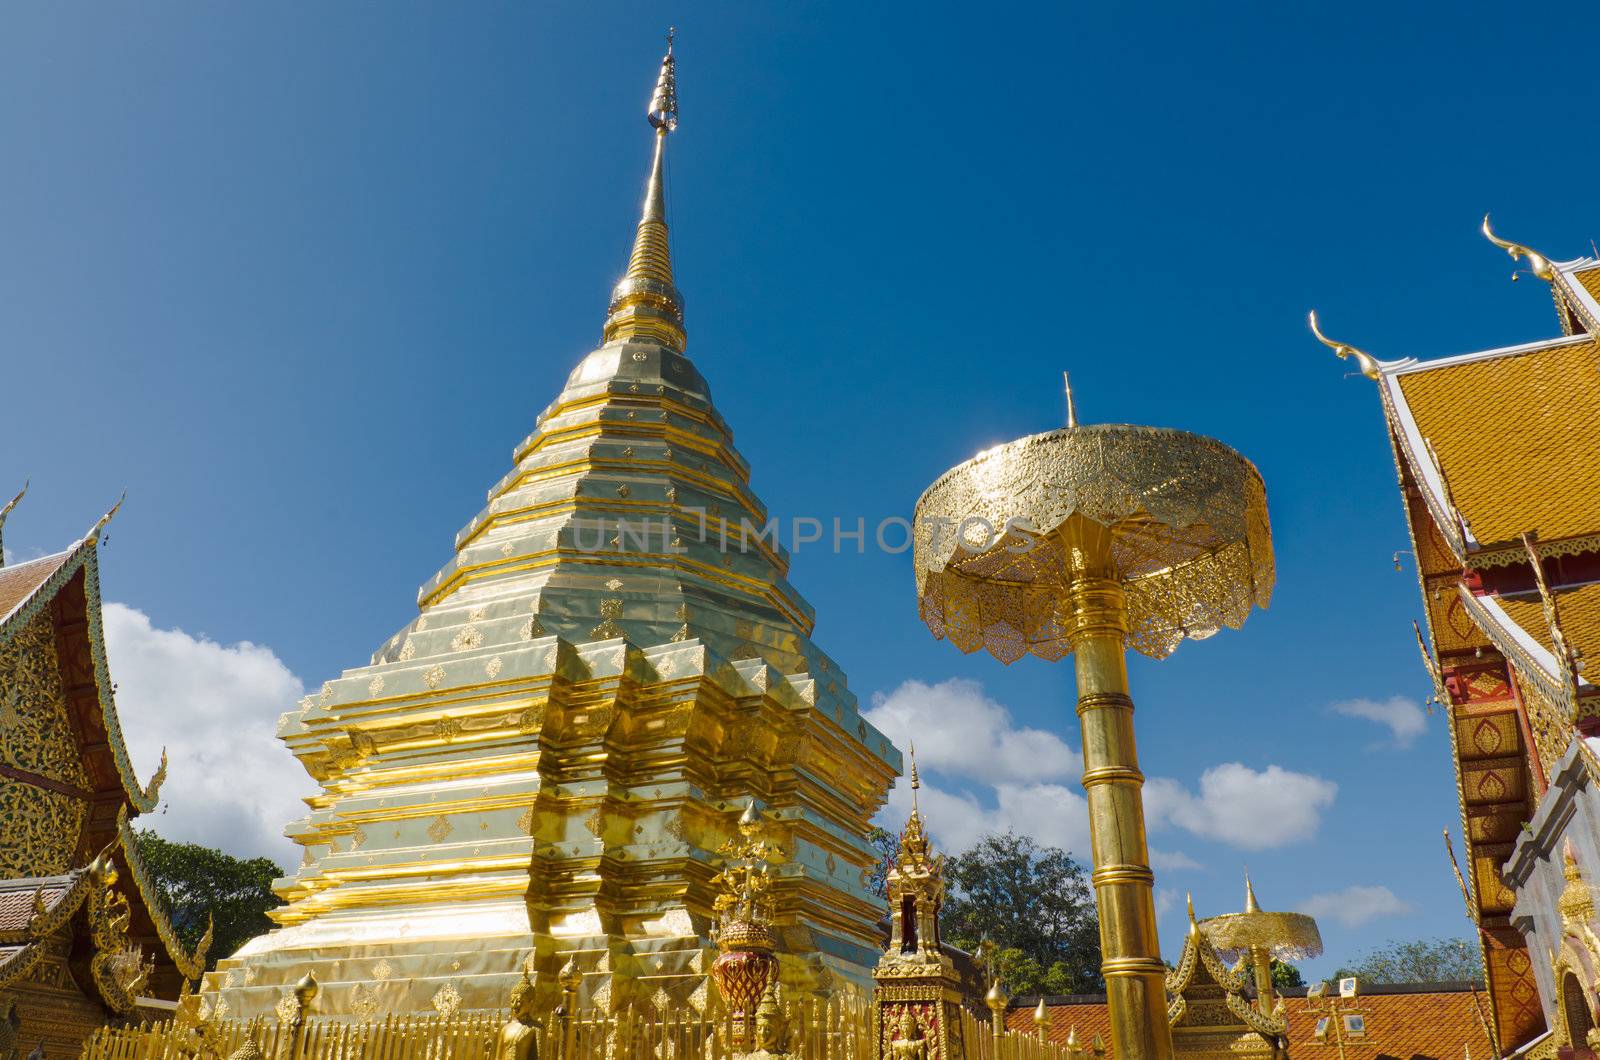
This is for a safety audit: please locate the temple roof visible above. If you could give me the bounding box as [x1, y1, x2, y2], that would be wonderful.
[1382, 333, 1600, 551]
[1014, 983, 1494, 1059]
[0, 551, 71, 625]
[1496, 581, 1600, 685]
[0, 504, 204, 1001]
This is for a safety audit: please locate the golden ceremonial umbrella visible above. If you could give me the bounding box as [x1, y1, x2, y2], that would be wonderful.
[912, 381, 1274, 1060]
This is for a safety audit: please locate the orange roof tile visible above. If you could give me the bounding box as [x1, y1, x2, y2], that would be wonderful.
[1394, 338, 1600, 546]
[1495, 581, 1600, 684]
[1018, 986, 1495, 1059]
[0, 551, 68, 625]
[1573, 265, 1600, 304]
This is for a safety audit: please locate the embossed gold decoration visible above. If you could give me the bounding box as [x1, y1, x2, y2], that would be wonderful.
[912, 395, 1274, 1060]
[912, 424, 1272, 662]
[711, 801, 780, 1039]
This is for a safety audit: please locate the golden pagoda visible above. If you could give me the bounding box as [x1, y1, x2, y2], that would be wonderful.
[201, 37, 899, 1020]
[1321, 217, 1600, 1055]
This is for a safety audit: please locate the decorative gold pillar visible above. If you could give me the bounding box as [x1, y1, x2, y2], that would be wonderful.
[1059, 518, 1169, 1058]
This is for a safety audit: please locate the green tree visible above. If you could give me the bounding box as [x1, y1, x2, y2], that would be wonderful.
[135, 830, 283, 968]
[1271, 960, 1304, 990]
[940, 832, 1101, 995]
[1329, 938, 1484, 987]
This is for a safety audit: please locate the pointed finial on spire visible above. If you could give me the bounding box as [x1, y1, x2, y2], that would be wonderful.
[738, 797, 764, 837]
[1482, 214, 1555, 282]
[909, 741, 921, 815]
[603, 33, 686, 351]
[1309, 310, 1383, 381]
[1244, 870, 1261, 914]
[0, 480, 27, 568]
[1063, 372, 1079, 429]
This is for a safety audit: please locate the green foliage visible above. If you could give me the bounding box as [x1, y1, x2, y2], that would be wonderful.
[940, 832, 1101, 995]
[1271, 960, 1304, 989]
[1328, 937, 1484, 987]
[135, 830, 284, 968]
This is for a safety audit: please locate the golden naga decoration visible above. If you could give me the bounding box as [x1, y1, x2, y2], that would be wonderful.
[1415, 620, 1450, 711]
[1308, 310, 1383, 381]
[913, 378, 1273, 1060]
[86, 852, 152, 1014]
[710, 801, 781, 1040]
[1443, 827, 1478, 924]
[0, 997, 20, 1060]
[1522, 531, 1583, 708]
[1482, 213, 1555, 282]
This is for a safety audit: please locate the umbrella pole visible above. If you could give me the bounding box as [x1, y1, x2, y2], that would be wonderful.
[1063, 517, 1174, 1060]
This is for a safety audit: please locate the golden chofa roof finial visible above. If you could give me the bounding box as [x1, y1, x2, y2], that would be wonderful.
[603, 30, 686, 352]
[1482, 214, 1555, 283]
[0, 479, 27, 569]
[1309, 310, 1383, 381]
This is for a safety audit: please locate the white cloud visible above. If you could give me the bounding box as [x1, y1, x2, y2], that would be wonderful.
[1330, 696, 1428, 750]
[103, 603, 313, 869]
[1145, 763, 1337, 850]
[1298, 885, 1414, 927]
[866, 678, 1078, 785]
[882, 776, 1092, 859]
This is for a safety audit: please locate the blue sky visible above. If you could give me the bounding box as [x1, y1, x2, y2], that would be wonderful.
[4, 3, 1597, 979]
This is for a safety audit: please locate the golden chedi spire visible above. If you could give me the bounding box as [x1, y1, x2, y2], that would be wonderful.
[602, 29, 686, 352]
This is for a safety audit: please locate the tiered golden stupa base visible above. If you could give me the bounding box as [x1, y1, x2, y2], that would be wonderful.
[198, 927, 726, 1020]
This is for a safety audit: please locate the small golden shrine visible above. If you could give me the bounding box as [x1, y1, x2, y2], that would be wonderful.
[1166, 895, 1285, 1059]
[0, 495, 208, 1057]
[204, 37, 898, 1019]
[872, 753, 972, 1060]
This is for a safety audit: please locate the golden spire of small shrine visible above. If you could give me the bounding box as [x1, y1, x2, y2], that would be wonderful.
[1244, 871, 1261, 914]
[603, 29, 687, 352]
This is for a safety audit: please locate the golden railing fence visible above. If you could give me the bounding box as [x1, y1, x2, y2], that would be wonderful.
[80, 994, 877, 1060]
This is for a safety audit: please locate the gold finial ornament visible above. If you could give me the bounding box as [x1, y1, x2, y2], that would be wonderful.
[0, 479, 25, 568]
[1063, 372, 1079, 429]
[1308, 310, 1383, 381]
[1244, 871, 1260, 914]
[1482, 214, 1555, 282]
[603, 32, 686, 352]
[85, 491, 126, 548]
